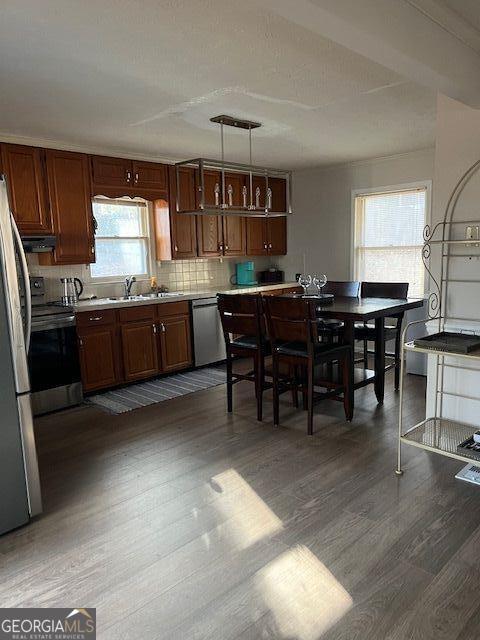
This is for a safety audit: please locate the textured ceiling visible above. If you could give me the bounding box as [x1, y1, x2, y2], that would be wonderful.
[0, 0, 437, 168]
[434, 0, 480, 34]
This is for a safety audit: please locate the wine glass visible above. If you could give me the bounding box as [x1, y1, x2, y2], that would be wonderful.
[298, 274, 312, 297]
[312, 274, 327, 296]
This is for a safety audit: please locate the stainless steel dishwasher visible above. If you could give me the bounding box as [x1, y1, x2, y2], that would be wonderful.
[191, 297, 226, 366]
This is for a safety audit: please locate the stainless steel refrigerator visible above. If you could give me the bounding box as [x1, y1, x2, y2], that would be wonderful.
[0, 175, 42, 534]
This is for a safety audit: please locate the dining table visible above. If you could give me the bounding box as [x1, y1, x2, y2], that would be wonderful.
[279, 295, 425, 405]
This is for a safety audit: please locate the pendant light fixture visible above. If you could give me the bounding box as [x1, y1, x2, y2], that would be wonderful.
[175, 115, 292, 218]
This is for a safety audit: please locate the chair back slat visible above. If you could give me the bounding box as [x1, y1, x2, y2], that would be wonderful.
[263, 297, 317, 345]
[323, 280, 360, 297]
[217, 293, 264, 343]
[361, 281, 409, 299]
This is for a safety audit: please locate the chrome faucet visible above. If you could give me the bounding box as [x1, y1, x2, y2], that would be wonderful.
[124, 275, 136, 298]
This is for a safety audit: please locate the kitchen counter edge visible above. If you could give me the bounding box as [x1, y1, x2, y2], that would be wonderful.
[73, 282, 299, 313]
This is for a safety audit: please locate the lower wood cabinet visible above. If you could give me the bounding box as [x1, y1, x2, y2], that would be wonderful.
[159, 314, 192, 372]
[76, 301, 193, 392]
[77, 325, 119, 393]
[121, 321, 159, 382]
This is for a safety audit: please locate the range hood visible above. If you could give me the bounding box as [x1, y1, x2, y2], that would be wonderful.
[176, 115, 293, 218]
[21, 235, 56, 253]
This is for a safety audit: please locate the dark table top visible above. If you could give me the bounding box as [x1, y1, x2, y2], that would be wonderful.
[279, 295, 425, 320]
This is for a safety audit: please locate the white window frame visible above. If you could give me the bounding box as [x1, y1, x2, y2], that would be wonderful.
[87, 197, 156, 284]
[350, 180, 432, 296]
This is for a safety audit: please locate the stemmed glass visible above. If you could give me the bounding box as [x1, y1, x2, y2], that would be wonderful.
[298, 274, 312, 297]
[312, 274, 327, 296]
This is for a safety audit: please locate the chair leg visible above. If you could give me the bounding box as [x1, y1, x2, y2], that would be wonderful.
[226, 349, 233, 413]
[394, 330, 402, 391]
[272, 354, 280, 427]
[256, 353, 264, 422]
[363, 337, 368, 368]
[291, 365, 299, 408]
[342, 352, 354, 422]
[307, 360, 314, 435]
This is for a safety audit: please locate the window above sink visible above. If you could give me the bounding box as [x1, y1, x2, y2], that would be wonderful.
[90, 197, 155, 282]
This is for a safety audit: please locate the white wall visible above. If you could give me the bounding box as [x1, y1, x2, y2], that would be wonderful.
[279, 148, 435, 375]
[425, 95, 480, 425]
[282, 148, 435, 281]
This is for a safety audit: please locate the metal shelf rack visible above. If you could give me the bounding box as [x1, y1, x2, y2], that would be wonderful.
[396, 158, 480, 475]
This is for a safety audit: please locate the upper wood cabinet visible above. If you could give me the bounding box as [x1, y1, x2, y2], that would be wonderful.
[267, 217, 287, 255]
[1, 144, 52, 235]
[196, 215, 223, 257]
[39, 150, 95, 265]
[245, 176, 287, 255]
[245, 217, 267, 256]
[250, 175, 287, 213]
[132, 160, 167, 192]
[154, 166, 198, 260]
[90, 155, 131, 189]
[245, 216, 287, 256]
[90, 155, 168, 200]
[223, 216, 246, 256]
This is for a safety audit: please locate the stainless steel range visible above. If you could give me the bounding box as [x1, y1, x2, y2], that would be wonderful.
[28, 277, 83, 415]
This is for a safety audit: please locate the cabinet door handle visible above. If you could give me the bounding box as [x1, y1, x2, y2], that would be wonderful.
[161, 322, 166, 333]
[242, 185, 248, 208]
[91, 245, 95, 254]
[78, 338, 84, 347]
[126, 170, 132, 183]
[134, 172, 139, 184]
[225, 245, 229, 251]
[263, 243, 268, 250]
[153, 324, 157, 334]
[268, 243, 272, 249]
[227, 184, 233, 207]
[214, 183, 220, 206]
[89, 316, 103, 321]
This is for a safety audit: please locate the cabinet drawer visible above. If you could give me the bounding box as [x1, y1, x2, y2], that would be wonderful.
[76, 309, 116, 327]
[157, 300, 190, 317]
[118, 304, 156, 323]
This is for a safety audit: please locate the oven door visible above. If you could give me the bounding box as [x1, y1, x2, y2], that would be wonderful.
[28, 316, 83, 414]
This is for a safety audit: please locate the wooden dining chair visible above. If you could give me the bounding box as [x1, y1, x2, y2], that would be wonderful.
[263, 296, 353, 435]
[317, 281, 361, 340]
[322, 280, 360, 297]
[355, 281, 409, 390]
[217, 293, 270, 421]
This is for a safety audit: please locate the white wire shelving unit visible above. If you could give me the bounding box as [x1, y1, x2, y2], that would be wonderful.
[396, 158, 480, 475]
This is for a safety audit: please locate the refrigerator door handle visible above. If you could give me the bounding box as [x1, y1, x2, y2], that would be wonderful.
[11, 212, 31, 352]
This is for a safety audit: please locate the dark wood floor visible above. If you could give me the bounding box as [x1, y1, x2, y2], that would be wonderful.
[1, 369, 480, 639]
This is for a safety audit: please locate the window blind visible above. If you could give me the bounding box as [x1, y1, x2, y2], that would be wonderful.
[354, 188, 426, 298]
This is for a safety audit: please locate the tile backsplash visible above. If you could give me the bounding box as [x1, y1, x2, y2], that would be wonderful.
[27, 255, 276, 301]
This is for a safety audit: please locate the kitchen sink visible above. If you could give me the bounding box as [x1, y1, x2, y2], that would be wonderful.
[107, 292, 184, 301]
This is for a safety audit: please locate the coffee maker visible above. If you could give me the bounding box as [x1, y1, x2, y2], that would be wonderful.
[235, 261, 257, 286]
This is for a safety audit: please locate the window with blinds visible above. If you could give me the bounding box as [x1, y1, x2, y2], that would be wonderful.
[353, 187, 427, 298]
[90, 198, 151, 280]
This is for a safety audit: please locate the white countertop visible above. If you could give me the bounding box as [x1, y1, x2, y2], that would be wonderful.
[73, 282, 298, 312]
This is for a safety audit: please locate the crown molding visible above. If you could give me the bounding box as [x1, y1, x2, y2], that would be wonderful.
[0, 131, 180, 164]
[296, 147, 436, 174]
